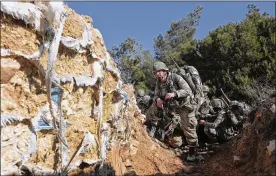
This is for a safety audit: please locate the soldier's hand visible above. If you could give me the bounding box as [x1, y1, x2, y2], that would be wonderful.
[199, 120, 205, 125]
[196, 112, 201, 117]
[156, 98, 164, 109]
[179, 68, 186, 76]
[165, 93, 175, 100]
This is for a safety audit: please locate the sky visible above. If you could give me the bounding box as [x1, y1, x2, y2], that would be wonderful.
[66, 2, 275, 55]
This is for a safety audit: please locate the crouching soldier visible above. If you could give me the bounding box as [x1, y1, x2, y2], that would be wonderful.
[229, 100, 251, 123]
[199, 98, 239, 143]
[147, 61, 200, 162]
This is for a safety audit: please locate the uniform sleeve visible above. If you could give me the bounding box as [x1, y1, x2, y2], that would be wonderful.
[153, 80, 160, 102]
[173, 74, 193, 98]
[230, 100, 239, 106]
[204, 110, 225, 128]
[227, 110, 239, 125]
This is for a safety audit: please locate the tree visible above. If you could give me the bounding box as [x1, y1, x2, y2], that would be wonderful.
[109, 37, 155, 92]
[154, 5, 203, 67]
[186, 4, 276, 103]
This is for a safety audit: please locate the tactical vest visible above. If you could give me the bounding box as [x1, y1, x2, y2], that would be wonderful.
[156, 72, 190, 108]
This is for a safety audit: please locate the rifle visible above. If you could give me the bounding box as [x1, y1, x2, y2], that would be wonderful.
[220, 88, 231, 107]
[155, 107, 173, 141]
[171, 57, 181, 70]
[149, 99, 178, 141]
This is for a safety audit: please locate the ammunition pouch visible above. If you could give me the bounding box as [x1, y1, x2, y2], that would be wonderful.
[164, 96, 195, 113]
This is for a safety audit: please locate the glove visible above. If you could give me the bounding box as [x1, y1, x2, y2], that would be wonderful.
[179, 68, 186, 76]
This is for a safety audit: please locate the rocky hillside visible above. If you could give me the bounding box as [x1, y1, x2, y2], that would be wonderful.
[1, 2, 275, 176]
[1, 2, 126, 175]
[0, 2, 186, 175]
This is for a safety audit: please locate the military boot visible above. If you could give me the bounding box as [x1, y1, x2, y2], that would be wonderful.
[186, 146, 196, 162]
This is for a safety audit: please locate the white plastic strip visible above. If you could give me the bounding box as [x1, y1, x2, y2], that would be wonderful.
[74, 76, 98, 87]
[1, 43, 49, 60]
[62, 132, 98, 174]
[0, 114, 23, 127]
[60, 16, 92, 53]
[100, 123, 109, 160]
[1, 2, 43, 31]
[60, 75, 74, 84]
[105, 52, 121, 81]
[97, 87, 104, 123]
[45, 2, 66, 131]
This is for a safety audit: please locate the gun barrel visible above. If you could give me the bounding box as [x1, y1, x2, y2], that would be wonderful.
[220, 88, 231, 105]
[221, 96, 229, 107]
[170, 57, 180, 69]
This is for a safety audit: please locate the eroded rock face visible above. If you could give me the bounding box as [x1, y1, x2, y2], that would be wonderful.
[0, 2, 126, 175]
[1, 58, 21, 84]
[1, 2, 187, 176]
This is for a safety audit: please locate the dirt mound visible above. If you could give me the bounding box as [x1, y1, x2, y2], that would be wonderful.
[108, 109, 187, 175]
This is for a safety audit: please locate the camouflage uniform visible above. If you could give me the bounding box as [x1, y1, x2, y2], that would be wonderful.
[229, 100, 251, 122]
[147, 62, 198, 147]
[136, 89, 150, 114]
[203, 98, 239, 142]
[139, 95, 152, 114]
[197, 85, 214, 119]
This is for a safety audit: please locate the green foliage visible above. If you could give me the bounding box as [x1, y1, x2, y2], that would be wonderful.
[109, 37, 155, 92]
[110, 4, 275, 104]
[185, 4, 276, 103]
[154, 5, 203, 66]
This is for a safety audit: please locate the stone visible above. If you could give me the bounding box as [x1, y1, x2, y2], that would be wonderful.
[129, 144, 138, 156]
[270, 104, 275, 113]
[233, 155, 240, 161]
[131, 139, 140, 147]
[1, 58, 21, 84]
[267, 140, 275, 156]
[125, 159, 132, 167]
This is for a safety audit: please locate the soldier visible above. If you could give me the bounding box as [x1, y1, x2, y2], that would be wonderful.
[147, 61, 199, 162]
[140, 95, 152, 114]
[136, 89, 145, 100]
[229, 100, 251, 123]
[196, 85, 214, 119]
[136, 89, 148, 114]
[199, 98, 239, 142]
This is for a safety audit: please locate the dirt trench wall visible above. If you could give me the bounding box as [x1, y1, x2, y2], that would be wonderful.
[200, 98, 276, 176]
[1, 2, 128, 175]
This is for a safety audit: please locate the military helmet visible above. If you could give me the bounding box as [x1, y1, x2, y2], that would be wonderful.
[211, 98, 226, 109]
[143, 95, 151, 104]
[153, 61, 169, 72]
[171, 68, 178, 73]
[236, 102, 251, 115]
[202, 85, 210, 93]
[137, 89, 145, 97]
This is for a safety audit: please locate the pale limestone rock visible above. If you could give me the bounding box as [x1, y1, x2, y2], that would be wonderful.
[1, 58, 21, 84]
[129, 144, 138, 156]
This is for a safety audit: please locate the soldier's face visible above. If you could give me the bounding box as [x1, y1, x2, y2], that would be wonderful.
[154, 70, 167, 82]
